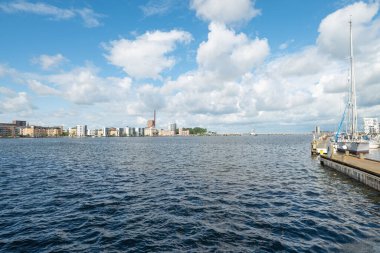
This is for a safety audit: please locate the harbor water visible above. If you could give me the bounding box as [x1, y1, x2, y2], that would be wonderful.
[1, 135, 380, 252]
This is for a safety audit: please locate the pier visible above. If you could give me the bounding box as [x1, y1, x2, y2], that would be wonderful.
[320, 153, 380, 191]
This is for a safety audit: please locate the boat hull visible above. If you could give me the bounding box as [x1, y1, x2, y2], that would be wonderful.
[337, 141, 369, 154]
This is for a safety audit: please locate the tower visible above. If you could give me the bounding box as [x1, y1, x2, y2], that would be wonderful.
[153, 110, 156, 128]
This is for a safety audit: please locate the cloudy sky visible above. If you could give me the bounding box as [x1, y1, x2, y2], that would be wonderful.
[0, 0, 379, 133]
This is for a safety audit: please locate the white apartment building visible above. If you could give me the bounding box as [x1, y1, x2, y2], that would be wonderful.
[124, 127, 135, 136]
[76, 125, 87, 137]
[363, 118, 379, 134]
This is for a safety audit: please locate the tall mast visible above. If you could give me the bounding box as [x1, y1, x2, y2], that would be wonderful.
[349, 18, 358, 138]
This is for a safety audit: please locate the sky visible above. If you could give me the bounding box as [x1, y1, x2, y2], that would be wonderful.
[0, 0, 379, 133]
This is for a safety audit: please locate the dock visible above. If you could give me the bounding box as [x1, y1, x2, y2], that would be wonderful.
[320, 153, 380, 191]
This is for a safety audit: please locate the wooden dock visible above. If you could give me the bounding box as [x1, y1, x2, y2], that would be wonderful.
[320, 153, 380, 191]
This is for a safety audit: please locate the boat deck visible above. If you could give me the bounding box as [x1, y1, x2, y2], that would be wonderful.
[324, 154, 380, 177]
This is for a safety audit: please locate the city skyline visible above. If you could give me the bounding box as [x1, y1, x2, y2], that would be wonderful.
[1, 0, 380, 133]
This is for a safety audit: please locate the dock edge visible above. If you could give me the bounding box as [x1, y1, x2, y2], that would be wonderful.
[320, 155, 380, 191]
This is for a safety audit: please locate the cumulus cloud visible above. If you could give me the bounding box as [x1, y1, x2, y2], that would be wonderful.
[105, 30, 192, 79]
[0, 88, 34, 114]
[197, 22, 269, 80]
[31, 54, 67, 70]
[146, 1, 380, 131]
[27, 80, 59, 96]
[317, 2, 379, 59]
[46, 66, 132, 105]
[190, 0, 260, 24]
[0, 0, 103, 27]
[1, 1, 379, 132]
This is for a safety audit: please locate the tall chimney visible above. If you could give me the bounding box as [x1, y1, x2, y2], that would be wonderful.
[153, 110, 156, 128]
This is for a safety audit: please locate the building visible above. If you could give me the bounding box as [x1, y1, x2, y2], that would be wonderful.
[135, 127, 145, 137]
[0, 120, 28, 137]
[159, 129, 175, 136]
[169, 123, 177, 133]
[0, 123, 17, 137]
[46, 126, 63, 137]
[109, 127, 119, 137]
[179, 128, 190, 136]
[117, 128, 124, 137]
[125, 127, 135, 137]
[88, 129, 96, 137]
[12, 120, 27, 127]
[21, 126, 46, 138]
[76, 125, 87, 137]
[147, 120, 155, 128]
[68, 127, 77, 137]
[145, 127, 157, 137]
[363, 118, 379, 134]
[102, 127, 110, 137]
[147, 110, 156, 128]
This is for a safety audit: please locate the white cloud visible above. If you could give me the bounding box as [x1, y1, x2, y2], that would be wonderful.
[27, 80, 59, 96]
[149, 1, 380, 131]
[190, 0, 260, 24]
[105, 30, 192, 79]
[76, 8, 103, 28]
[1, 1, 379, 132]
[197, 23, 269, 80]
[0, 89, 34, 114]
[31, 54, 67, 70]
[46, 66, 133, 105]
[140, 0, 177, 16]
[0, 0, 103, 27]
[317, 2, 379, 59]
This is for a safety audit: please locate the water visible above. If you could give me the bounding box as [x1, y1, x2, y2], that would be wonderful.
[1, 135, 379, 252]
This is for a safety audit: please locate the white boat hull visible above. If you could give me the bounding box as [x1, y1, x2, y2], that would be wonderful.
[337, 141, 369, 154]
[369, 140, 380, 149]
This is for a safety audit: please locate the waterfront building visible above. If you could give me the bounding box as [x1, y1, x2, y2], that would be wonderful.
[12, 120, 27, 127]
[68, 127, 77, 137]
[102, 127, 110, 137]
[169, 123, 177, 133]
[88, 129, 96, 137]
[159, 129, 175, 136]
[117, 128, 124, 137]
[21, 126, 47, 138]
[0, 120, 28, 137]
[363, 118, 379, 134]
[0, 123, 17, 137]
[179, 128, 190, 136]
[20, 125, 63, 138]
[135, 127, 145, 137]
[109, 127, 118, 137]
[125, 127, 135, 137]
[46, 126, 63, 137]
[76, 125, 87, 137]
[145, 127, 157, 137]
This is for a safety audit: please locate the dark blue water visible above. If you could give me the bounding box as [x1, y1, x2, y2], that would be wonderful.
[1, 135, 379, 252]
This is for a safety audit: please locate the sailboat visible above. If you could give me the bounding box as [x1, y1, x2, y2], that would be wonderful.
[335, 19, 369, 154]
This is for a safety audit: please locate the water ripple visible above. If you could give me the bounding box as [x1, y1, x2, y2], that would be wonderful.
[1, 136, 380, 252]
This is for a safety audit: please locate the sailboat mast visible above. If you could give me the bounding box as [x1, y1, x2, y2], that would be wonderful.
[349, 18, 358, 138]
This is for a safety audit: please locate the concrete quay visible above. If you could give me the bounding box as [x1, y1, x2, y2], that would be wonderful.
[320, 153, 380, 191]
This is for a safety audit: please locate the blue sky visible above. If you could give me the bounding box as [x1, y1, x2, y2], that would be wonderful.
[0, 0, 379, 133]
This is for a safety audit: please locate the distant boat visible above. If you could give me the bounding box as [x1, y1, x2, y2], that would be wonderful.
[366, 135, 380, 149]
[335, 19, 369, 154]
[250, 129, 257, 136]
